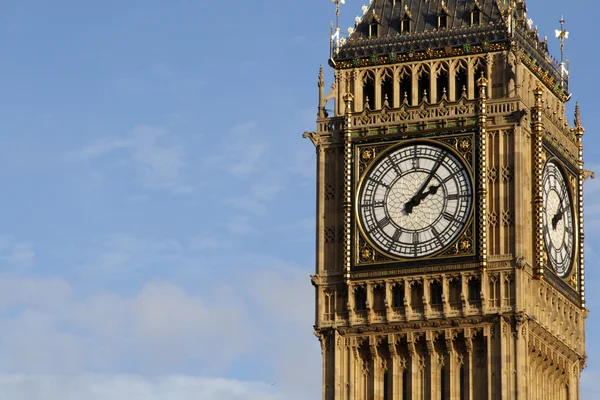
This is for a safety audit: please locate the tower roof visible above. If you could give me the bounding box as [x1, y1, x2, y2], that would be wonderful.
[350, 0, 503, 39]
[332, 0, 569, 100]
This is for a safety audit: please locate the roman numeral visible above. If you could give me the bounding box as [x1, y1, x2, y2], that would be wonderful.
[393, 162, 403, 177]
[392, 229, 402, 242]
[378, 217, 391, 229]
[441, 175, 454, 184]
[368, 178, 390, 188]
[431, 227, 443, 247]
[443, 212, 457, 222]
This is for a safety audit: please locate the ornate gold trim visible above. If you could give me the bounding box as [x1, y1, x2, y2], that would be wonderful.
[353, 136, 477, 266]
[532, 86, 545, 279]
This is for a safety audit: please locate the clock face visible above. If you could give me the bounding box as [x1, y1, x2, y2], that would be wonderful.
[542, 160, 574, 277]
[358, 143, 472, 258]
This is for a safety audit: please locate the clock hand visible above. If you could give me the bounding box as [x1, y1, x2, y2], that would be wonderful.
[405, 155, 445, 214]
[552, 203, 565, 230]
[405, 185, 441, 214]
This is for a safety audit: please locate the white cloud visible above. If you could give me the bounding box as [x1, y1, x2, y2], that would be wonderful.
[225, 215, 260, 236]
[226, 122, 269, 176]
[67, 125, 191, 193]
[0, 374, 283, 400]
[0, 236, 35, 269]
[0, 235, 320, 398]
[0, 275, 252, 375]
[226, 171, 283, 216]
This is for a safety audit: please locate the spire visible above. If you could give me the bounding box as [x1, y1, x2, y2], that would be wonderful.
[318, 65, 326, 118]
[574, 102, 585, 138]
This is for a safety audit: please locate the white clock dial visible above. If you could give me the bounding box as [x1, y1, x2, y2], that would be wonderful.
[358, 143, 472, 258]
[542, 160, 574, 277]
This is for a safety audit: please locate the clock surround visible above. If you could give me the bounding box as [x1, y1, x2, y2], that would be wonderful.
[354, 134, 478, 268]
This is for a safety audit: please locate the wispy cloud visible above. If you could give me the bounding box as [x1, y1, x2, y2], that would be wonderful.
[0, 374, 282, 400]
[226, 171, 283, 216]
[67, 125, 191, 194]
[0, 236, 35, 270]
[225, 122, 269, 176]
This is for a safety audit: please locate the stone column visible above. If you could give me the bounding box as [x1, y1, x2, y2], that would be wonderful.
[385, 281, 393, 322]
[354, 70, 363, 112]
[374, 68, 382, 110]
[411, 64, 419, 106]
[388, 335, 398, 400]
[464, 329, 474, 400]
[430, 62, 438, 104]
[445, 330, 456, 399]
[407, 333, 417, 400]
[467, 57, 475, 99]
[449, 60, 456, 102]
[393, 67, 401, 108]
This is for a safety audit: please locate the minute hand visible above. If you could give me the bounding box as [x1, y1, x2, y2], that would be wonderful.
[405, 155, 445, 214]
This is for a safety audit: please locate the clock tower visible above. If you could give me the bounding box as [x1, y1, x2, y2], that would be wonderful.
[305, 0, 588, 399]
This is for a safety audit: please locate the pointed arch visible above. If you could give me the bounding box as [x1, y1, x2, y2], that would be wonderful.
[362, 70, 376, 110]
[380, 68, 394, 108]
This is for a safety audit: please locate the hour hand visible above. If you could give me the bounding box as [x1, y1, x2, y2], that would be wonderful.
[404, 185, 441, 214]
[552, 207, 564, 230]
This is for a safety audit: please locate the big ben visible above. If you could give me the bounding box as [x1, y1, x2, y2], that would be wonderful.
[305, 0, 588, 399]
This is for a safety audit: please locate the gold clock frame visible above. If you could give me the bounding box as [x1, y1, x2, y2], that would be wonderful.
[541, 150, 580, 286]
[353, 134, 478, 268]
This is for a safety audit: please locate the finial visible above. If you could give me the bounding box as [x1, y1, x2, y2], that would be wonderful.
[330, 0, 346, 57]
[555, 16, 570, 87]
[574, 102, 585, 141]
[383, 94, 390, 108]
[319, 65, 325, 87]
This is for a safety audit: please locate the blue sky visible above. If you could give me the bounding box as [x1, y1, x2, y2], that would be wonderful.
[0, 1, 598, 399]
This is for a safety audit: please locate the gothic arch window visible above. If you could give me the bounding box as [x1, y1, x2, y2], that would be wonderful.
[381, 68, 394, 107]
[402, 370, 409, 399]
[324, 291, 334, 321]
[392, 283, 405, 308]
[473, 57, 486, 88]
[362, 70, 376, 109]
[468, 277, 481, 302]
[369, 21, 379, 38]
[503, 275, 515, 307]
[398, 66, 412, 104]
[489, 275, 500, 309]
[440, 367, 447, 400]
[410, 281, 424, 313]
[471, 6, 481, 26]
[401, 6, 412, 34]
[438, 2, 450, 30]
[373, 285, 385, 311]
[455, 60, 468, 99]
[449, 278, 461, 310]
[355, 286, 367, 311]
[436, 62, 450, 102]
[417, 64, 431, 103]
[430, 280, 443, 305]
[471, 2, 482, 26]
[459, 366, 465, 400]
[383, 370, 389, 399]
